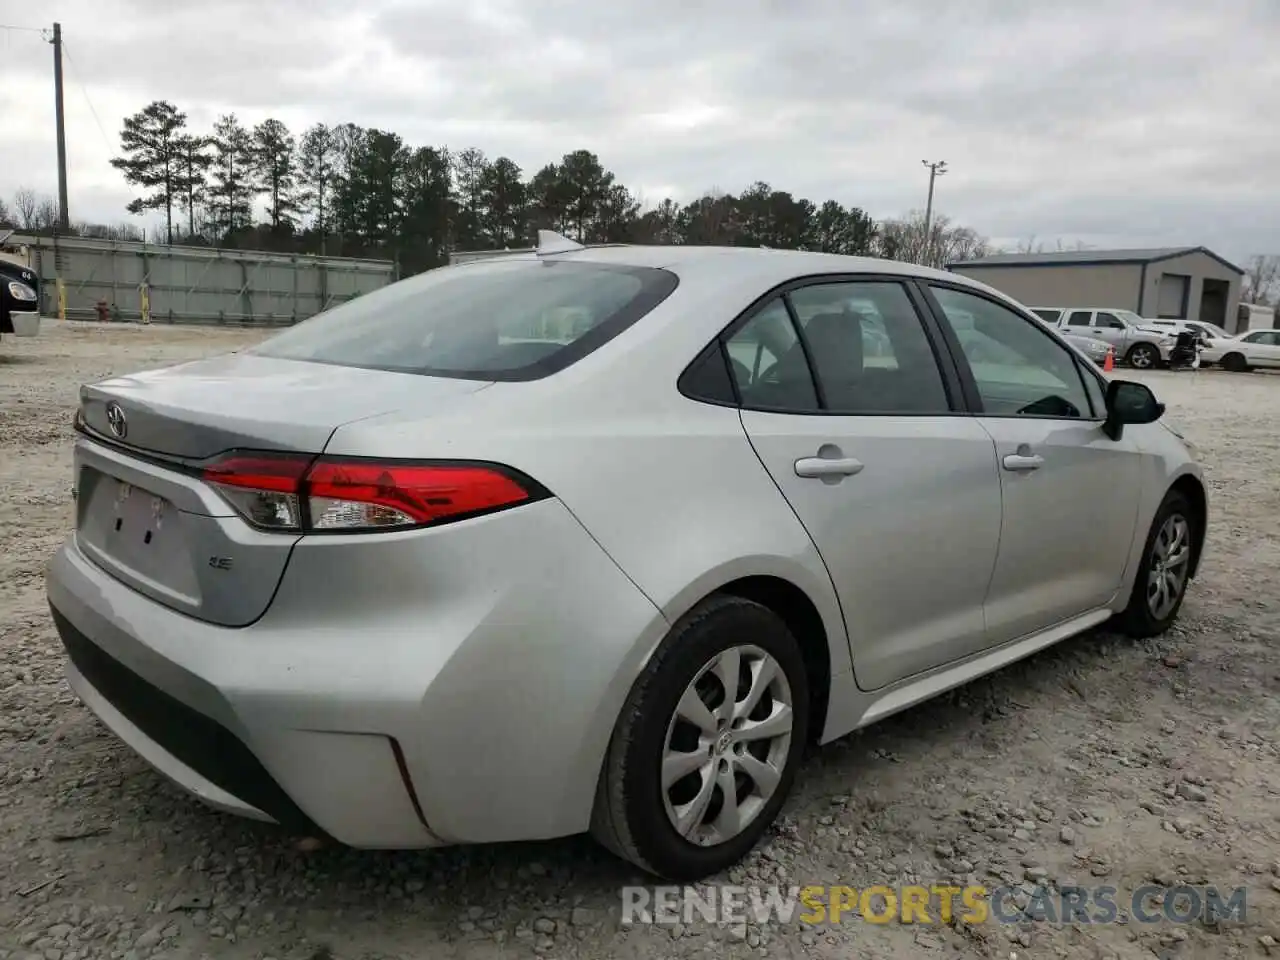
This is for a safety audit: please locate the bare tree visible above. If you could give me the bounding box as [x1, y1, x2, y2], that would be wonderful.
[0, 197, 12, 228]
[73, 221, 145, 241]
[35, 197, 60, 230]
[874, 209, 990, 268]
[1242, 254, 1280, 305]
[14, 188, 39, 230]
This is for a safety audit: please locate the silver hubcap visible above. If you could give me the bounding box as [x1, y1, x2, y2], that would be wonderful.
[1147, 514, 1191, 619]
[1132, 347, 1154, 368]
[661, 645, 793, 847]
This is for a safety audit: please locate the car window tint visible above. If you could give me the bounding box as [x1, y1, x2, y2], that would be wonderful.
[786, 282, 951, 414]
[1096, 312, 1125, 329]
[251, 259, 678, 381]
[1031, 309, 1060, 323]
[932, 287, 1092, 419]
[725, 299, 819, 411]
[679, 341, 736, 404]
[1066, 311, 1093, 327]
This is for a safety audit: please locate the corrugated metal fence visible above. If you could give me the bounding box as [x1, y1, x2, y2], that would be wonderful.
[16, 234, 395, 326]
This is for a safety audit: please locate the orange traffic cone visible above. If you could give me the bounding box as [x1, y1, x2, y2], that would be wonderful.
[1103, 347, 1115, 372]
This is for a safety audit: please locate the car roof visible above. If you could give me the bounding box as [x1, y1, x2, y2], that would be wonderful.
[455, 243, 987, 292]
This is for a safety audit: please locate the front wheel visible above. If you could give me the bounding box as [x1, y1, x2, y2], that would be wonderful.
[1126, 343, 1160, 369]
[591, 595, 809, 881]
[1119, 489, 1198, 638]
[1221, 352, 1249, 373]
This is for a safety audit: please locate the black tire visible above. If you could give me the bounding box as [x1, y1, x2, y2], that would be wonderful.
[1221, 352, 1249, 373]
[591, 594, 810, 881]
[1118, 489, 1197, 638]
[1126, 342, 1159, 369]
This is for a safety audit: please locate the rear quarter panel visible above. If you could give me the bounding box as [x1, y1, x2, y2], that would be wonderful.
[321, 271, 854, 682]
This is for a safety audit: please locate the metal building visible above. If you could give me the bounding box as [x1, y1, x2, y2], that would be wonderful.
[948, 247, 1245, 332]
[15, 233, 395, 326]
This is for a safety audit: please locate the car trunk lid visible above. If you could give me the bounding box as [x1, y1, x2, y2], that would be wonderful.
[74, 353, 492, 626]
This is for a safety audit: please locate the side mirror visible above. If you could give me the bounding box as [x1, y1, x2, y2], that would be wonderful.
[1103, 380, 1164, 440]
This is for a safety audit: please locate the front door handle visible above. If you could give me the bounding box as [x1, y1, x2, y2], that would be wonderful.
[795, 456, 865, 479]
[1002, 453, 1045, 472]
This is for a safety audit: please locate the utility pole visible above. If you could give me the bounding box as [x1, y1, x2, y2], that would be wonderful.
[921, 160, 947, 266]
[50, 22, 70, 231]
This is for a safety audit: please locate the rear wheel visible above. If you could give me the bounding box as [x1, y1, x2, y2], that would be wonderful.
[591, 595, 809, 881]
[1221, 352, 1249, 372]
[1119, 489, 1197, 638]
[1126, 343, 1159, 369]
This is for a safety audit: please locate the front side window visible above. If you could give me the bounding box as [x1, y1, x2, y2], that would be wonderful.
[787, 281, 952, 414]
[930, 286, 1094, 419]
[251, 259, 678, 381]
[1095, 312, 1126, 329]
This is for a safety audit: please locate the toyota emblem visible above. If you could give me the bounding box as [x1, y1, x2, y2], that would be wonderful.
[105, 401, 128, 439]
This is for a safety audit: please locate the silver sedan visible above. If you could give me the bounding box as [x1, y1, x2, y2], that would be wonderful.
[48, 234, 1207, 881]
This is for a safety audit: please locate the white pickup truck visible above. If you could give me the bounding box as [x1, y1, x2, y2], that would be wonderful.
[1029, 307, 1174, 369]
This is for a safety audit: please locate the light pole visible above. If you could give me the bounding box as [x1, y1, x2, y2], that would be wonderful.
[921, 160, 947, 264]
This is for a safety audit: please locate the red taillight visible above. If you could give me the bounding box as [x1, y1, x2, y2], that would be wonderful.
[305, 460, 534, 530]
[200, 453, 542, 534]
[202, 454, 311, 493]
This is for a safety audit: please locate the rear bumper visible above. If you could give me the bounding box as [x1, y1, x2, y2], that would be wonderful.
[46, 497, 669, 847]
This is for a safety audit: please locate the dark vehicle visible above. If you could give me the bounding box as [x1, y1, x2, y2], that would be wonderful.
[1167, 329, 1204, 371]
[0, 230, 41, 340]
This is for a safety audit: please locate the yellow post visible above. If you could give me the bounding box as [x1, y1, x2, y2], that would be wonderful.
[56, 278, 67, 321]
[139, 282, 151, 324]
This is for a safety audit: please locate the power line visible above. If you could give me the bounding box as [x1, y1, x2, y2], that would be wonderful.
[0, 23, 46, 33]
[60, 39, 113, 150]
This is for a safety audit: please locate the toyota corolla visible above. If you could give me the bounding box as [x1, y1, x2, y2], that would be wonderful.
[47, 233, 1206, 881]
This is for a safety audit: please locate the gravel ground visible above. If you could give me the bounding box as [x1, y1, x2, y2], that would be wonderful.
[2, 321, 1279, 960]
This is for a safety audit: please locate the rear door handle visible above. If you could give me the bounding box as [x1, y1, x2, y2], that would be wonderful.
[795, 456, 865, 479]
[1002, 453, 1044, 472]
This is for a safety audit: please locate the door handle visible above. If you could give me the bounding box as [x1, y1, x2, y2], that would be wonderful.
[795, 456, 865, 479]
[1002, 453, 1044, 472]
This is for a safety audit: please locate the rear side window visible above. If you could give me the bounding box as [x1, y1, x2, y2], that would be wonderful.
[1066, 311, 1093, 327]
[251, 259, 678, 381]
[1031, 309, 1060, 323]
[787, 282, 952, 414]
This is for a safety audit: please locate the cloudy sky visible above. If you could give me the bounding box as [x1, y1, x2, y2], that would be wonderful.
[3, 0, 1278, 259]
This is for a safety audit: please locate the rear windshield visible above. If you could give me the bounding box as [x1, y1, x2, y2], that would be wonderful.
[250, 259, 679, 381]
